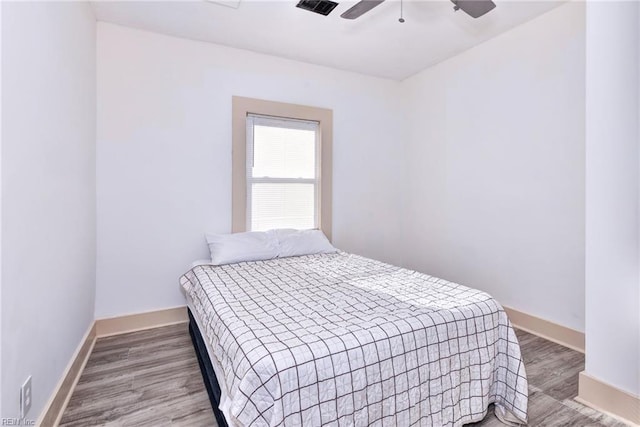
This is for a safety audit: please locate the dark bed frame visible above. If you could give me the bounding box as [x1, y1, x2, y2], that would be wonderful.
[188, 309, 229, 427]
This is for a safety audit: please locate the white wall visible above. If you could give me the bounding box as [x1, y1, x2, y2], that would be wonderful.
[96, 23, 405, 318]
[1, 2, 96, 419]
[0, 0, 3, 418]
[584, 1, 640, 396]
[400, 3, 586, 332]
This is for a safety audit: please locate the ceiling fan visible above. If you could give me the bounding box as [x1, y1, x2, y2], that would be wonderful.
[340, 0, 497, 19]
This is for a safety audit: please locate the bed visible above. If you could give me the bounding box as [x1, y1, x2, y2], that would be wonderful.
[180, 251, 528, 427]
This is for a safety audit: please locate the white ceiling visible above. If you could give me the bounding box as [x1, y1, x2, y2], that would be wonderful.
[91, 0, 565, 80]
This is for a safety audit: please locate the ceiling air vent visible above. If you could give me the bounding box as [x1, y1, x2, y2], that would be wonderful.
[296, 0, 339, 16]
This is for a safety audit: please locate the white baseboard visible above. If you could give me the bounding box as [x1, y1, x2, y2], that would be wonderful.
[577, 371, 640, 426]
[95, 306, 188, 337]
[503, 306, 585, 353]
[37, 322, 96, 427]
[504, 308, 639, 425]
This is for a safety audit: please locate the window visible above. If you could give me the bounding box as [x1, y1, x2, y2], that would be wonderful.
[232, 97, 333, 239]
[247, 115, 320, 231]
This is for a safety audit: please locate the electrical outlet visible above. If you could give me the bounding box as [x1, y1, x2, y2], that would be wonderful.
[20, 376, 32, 418]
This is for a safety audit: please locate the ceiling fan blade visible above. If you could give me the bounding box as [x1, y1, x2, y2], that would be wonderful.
[452, 0, 496, 18]
[340, 0, 385, 19]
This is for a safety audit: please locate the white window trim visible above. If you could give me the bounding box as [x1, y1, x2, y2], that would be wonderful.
[232, 96, 333, 240]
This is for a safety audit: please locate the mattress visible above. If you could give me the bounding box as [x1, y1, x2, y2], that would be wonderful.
[180, 252, 528, 427]
[186, 294, 236, 425]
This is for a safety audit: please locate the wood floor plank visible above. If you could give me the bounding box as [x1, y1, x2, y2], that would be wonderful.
[60, 323, 627, 426]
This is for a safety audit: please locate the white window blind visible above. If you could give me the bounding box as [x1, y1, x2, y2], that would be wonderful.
[246, 114, 320, 231]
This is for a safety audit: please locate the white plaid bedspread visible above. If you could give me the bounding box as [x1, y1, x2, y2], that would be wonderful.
[180, 252, 528, 427]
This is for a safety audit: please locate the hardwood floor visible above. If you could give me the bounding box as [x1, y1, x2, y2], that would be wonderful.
[60, 324, 214, 426]
[60, 324, 628, 427]
[469, 331, 628, 427]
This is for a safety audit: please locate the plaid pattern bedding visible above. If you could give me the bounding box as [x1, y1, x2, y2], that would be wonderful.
[180, 252, 528, 427]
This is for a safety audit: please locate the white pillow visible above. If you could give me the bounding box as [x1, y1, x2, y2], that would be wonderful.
[205, 230, 279, 265]
[275, 229, 337, 258]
